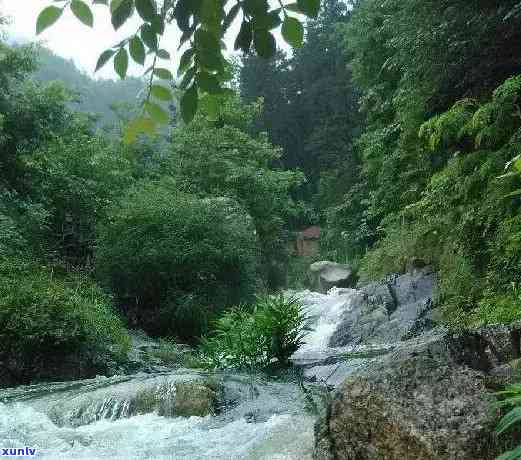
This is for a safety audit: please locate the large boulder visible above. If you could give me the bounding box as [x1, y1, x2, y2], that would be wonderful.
[309, 261, 355, 293]
[329, 266, 437, 347]
[173, 381, 218, 417]
[314, 328, 521, 460]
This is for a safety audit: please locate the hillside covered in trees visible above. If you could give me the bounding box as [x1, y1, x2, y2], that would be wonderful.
[241, 0, 521, 330]
[33, 46, 144, 128]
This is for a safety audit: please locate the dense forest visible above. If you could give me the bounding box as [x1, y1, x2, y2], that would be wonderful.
[2, 0, 521, 392]
[242, 0, 521, 329]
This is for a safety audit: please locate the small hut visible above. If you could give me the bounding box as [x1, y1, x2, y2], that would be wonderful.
[295, 225, 321, 257]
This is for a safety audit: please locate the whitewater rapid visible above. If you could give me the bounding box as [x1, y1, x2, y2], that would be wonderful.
[0, 288, 366, 460]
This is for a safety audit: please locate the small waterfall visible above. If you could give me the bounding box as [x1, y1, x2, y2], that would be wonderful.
[291, 288, 360, 364]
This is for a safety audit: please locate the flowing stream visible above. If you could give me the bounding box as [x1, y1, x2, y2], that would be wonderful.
[0, 289, 372, 460]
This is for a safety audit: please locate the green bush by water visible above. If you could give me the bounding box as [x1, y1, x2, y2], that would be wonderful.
[200, 294, 309, 370]
[0, 256, 130, 384]
[96, 179, 260, 342]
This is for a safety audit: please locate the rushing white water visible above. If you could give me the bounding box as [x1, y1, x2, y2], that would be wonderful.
[291, 288, 359, 363]
[0, 288, 367, 460]
[0, 403, 314, 460]
[0, 370, 316, 460]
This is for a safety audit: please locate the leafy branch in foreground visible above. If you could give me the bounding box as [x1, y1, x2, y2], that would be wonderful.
[36, 0, 320, 138]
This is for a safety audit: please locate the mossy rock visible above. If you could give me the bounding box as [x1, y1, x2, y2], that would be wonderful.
[173, 381, 218, 417]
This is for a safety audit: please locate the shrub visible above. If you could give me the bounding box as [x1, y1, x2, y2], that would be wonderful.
[470, 288, 521, 327]
[0, 258, 130, 386]
[200, 295, 308, 369]
[358, 222, 439, 282]
[96, 179, 259, 341]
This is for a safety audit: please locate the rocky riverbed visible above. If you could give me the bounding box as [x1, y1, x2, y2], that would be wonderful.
[1, 265, 519, 459]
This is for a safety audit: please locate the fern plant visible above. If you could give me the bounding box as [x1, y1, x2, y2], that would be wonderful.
[495, 383, 521, 459]
[199, 295, 309, 370]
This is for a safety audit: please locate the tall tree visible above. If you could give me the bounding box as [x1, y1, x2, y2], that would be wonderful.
[240, 0, 360, 205]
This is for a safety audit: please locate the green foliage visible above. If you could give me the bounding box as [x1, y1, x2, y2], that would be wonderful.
[96, 179, 259, 341]
[325, 0, 521, 266]
[36, 0, 319, 133]
[357, 75, 521, 328]
[240, 0, 360, 204]
[358, 224, 437, 282]
[494, 384, 521, 459]
[20, 134, 137, 265]
[200, 295, 308, 369]
[471, 289, 521, 328]
[286, 255, 320, 289]
[157, 94, 304, 289]
[255, 294, 309, 365]
[0, 257, 130, 384]
[148, 338, 202, 368]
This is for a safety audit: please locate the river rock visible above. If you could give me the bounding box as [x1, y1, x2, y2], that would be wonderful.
[314, 328, 521, 460]
[309, 261, 355, 293]
[329, 266, 437, 346]
[174, 381, 218, 417]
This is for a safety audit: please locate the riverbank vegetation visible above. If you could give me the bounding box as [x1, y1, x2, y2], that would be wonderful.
[3, 0, 521, 385]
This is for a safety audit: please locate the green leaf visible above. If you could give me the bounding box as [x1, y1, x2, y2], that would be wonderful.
[178, 48, 195, 76]
[129, 36, 146, 65]
[157, 49, 170, 59]
[150, 84, 173, 101]
[196, 71, 221, 94]
[123, 116, 156, 143]
[504, 189, 521, 199]
[110, 0, 123, 13]
[179, 27, 196, 49]
[95, 49, 115, 72]
[515, 157, 521, 172]
[71, 0, 94, 27]
[254, 8, 282, 31]
[111, 0, 134, 30]
[497, 446, 521, 460]
[200, 0, 221, 29]
[135, 0, 156, 21]
[114, 48, 129, 79]
[204, 94, 220, 122]
[141, 24, 158, 50]
[224, 4, 240, 30]
[174, 0, 191, 31]
[281, 16, 303, 47]
[150, 14, 165, 35]
[145, 101, 170, 123]
[181, 83, 198, 123]
[197, 49, 223, 73]
[153, 68, 173, 80]
[253, 29, 276, 58]
[180, 66, 196, 89]
[284, 3, 301, 13]
[497, 407, 521, 435]
[36, 6, 63, 35]
[297, 0, 319, 18]
[243, 0, 268, 17]
[234, 21, 253, 52]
